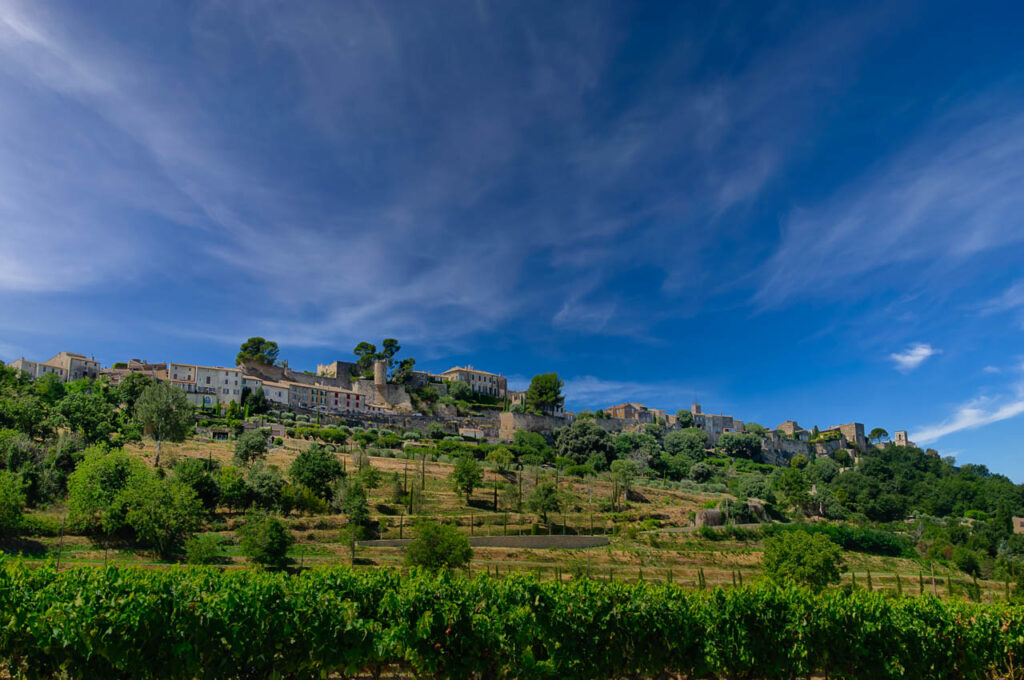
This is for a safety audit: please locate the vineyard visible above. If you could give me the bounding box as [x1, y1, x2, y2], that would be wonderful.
[2, 560, 1023, 679]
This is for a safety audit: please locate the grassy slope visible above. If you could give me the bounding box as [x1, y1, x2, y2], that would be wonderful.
[8, 437, 1008, 602]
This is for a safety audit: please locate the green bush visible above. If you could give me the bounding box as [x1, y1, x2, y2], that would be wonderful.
[237, 512, 294, 569]
[184, 534, 225, 565]
[405, 522, 472, 570]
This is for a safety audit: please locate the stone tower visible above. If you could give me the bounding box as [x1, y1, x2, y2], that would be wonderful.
[373, 359, 387, 386]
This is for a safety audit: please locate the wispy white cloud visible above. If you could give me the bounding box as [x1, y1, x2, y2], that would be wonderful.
[913, 391, 1024, 444]
[562, 375, 700, 411]
[889, 343, 940, 372]
[756, 101, 1024, 307]
[983, 365, 1002, 374]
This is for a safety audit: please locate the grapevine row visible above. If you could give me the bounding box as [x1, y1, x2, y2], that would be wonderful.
[1, 560, 1021, 679]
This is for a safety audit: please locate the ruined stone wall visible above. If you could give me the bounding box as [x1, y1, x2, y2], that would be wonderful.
[498, 411, 637, 442]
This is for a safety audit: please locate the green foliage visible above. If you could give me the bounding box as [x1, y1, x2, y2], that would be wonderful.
[426, 422, 446, 440]
[234, 430, 268, 465]
[339, 479, 370, 527]
[446, 380, 474, 402]
[134, 382, 193, 457]
[449, 455, 483, 503]
[555, 419, 614, 467]
[0, 470, 26, 535]
[173, 457, 220, 510]
[526, 480, 561, 523]
[237, 512, 294, 569]
[288, 444, 343, 500]
[184, 533, 225, 565]
[718, 432, 762, 458]
[66, 447, 148, 535]
[762, 529, 844, 591]
[869, 427, 889, 444]
[5, 565, 1024, 679]
[216, 466, 249, 511]
[405, 522, 472, 570]
[236, 337, 280, 366]
[524, 373, 564, 414]
[663, 428, 708, 458]
[675, 409, 695, 428]
[121, 473, 204, 557]
[486, 446, 514, 473]
[245, 464, 285, 510]
[59, 391, 117, 444]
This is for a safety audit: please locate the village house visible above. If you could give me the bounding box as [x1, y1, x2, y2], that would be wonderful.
[692, 403, 744, 444]
[440, 365, 508, 398]
[604, 402, 655, 423]
[167, 363, 242, 407]
[10, 351, 99, 382]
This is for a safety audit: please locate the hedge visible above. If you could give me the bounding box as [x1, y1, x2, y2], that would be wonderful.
[1, 561, 1022, 679]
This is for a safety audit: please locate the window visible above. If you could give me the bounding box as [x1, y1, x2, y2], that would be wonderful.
[206, 376, 211, 384]
[222, 388, 228, 395]
[233, 389, 239, 395]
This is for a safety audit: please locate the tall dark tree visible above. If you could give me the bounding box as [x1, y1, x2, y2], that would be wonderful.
[524, 373, 564, 414]
[236, 337, 280, 366]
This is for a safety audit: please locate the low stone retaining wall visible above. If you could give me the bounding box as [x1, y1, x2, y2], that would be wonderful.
[358, 535, 610, 549]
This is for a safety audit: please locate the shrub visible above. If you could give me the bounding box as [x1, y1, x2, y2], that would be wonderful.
[762, 529, 844, 591]
[184, 534, 225, 565]
[405, 522, 472, 570]
[0, 470, 26, 536]
[234, 431, 268, 465]
[237, 512, 294, 569]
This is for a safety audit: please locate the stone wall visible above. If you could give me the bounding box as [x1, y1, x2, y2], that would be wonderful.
[498, 411, 637, 442]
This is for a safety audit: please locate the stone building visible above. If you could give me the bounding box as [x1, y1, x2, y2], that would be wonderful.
[603, 403, 655, 423]
[167, 363, 242, 407]
[10, 352, 99, 382]
[440, 365, 507, 398]
[692, 403, 744, 444]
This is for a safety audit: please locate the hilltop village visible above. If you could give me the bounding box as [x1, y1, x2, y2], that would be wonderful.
[7, 343, 921, 465]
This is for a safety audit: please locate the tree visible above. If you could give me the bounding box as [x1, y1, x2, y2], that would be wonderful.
[173, 457, 220, 510]
[393, 357, 417, 384]
[0, 470, 25, 536]
[184, 534, 225, 565]
[689, 461, 713, 483]
[59, 391, 116, 445]
[246, 464, 285, 510]
[447, 380, 474, 402]
[353, 342, 378, 376]
[426, 422, 446, 440]
[675, 409, 694, 428]
[236, 337, 280, 366]
[121, 473, 204, 557]
[33, 372, 66, 406]
[450, 455, 483, 504]
[288, 444, 343, 500]
[380, 338, 401, 369]
[486, 447, 515, 474]
[610, 459, 639, 508]
[762, 530, 844, 591]
[524, 373, 564, 414]
[67, 447, 148, 536]
[405, 521, 472, 570]
[340, 479, 370, 527]
[663, 428, 709, 458]
[234, 430, 268, 465]
[217, 466, 249, 512]
[134, 382, 194, 466]
[527, 480, 561, 523]
[869, 428, 890, 445]
[243, 386, 269, 415]
[775, 467, 811, 513]
[117, 373, 152, 412]
[718, 432, 762, 459]
[238, 512, 294, 569]
[745, 422, 768, 435]
[556, 419, 614, 467]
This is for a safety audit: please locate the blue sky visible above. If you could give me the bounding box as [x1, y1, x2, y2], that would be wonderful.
[2, 1, 1024, 476]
